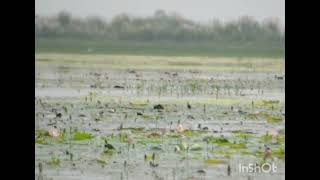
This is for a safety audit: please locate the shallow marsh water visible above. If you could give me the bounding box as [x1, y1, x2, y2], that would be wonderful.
[35, 55, 284, 180]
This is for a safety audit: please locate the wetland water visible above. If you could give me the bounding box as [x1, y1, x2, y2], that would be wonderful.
[35, 55, 284, 180]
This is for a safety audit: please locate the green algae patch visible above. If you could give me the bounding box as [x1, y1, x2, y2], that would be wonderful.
[260, 133, 273, 143]
[266, 115, 283, 124]
[273, 148, 285, 156]
[189, 143, 203, 151]
[35, 129, 50, 136]
[182, 129, 204, 138]
[261, 100, 280, 106]
[122, 127, 145, 133]
[204, 159, 227, 165]
[73, 132, 94, 141]
[277, 135, 285, 145]
[103, 149, 116, 156]
[47, 157, 60, 166]
[97, 158, 107, 165]
[207, 136, 230, 145]
[229, 143, 246, 150]
[137, 137, 162, 145]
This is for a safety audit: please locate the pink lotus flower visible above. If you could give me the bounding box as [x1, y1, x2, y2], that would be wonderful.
[268, 129, 279, 138]
[176, 123, 185, 133]
[48, 127, 59, 137]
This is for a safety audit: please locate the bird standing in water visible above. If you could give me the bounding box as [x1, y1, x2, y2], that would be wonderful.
[187, 102, 191, 109]
[127, 136, 135, 150]
[104, 140, 115, 150]
[227, 164, 231, 176]
[263, 146, 273, 161]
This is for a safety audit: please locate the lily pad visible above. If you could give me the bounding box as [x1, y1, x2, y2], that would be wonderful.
[229, 143, 246, 149]
[204, 159, 227, 165]
[47, 157, 60, 166]
[97, 158, 107, 165]
[189, 144, 203, 151]
[73, 132, 94, 141]
[267, 116, 283, 124]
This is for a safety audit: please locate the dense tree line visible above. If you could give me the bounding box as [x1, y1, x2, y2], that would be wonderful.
[35, 10, 284, 43]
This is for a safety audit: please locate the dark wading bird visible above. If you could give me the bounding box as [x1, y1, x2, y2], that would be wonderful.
[187, 102, 191, 109]
[104, 140, 115, 150]
[153, 104, 164, 110]
[227, 164, 231, 176]
[149, 152, 159, 167]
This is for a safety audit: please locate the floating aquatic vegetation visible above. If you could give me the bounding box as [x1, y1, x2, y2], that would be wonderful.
[47, 156, 60, 166]
[150, 145, 163, 151]
[73, 132, 94, 141]
[229, 143, 246, 150]
[118, 133, 129, 142]
[182, 129, 204, 138]
[121, 127, 145, 133]
[35, 129, 49, 137]
[276, 135, 285, 145]
[144, 154, 153, 161]
[207, 136, 230, 145]
[178, 142, 188, 151]
[261, 100, 280, 106]
[272, 148, 285, 156]
[103, 149, 116, 156]
[167, 133, 180, 139]
[189, 143, 203, 151]
[147, 132, 161, 138]
[261, 133, 273, 143]
[247, 113, 259, 120]
[35, 128, 67, 144]
[142, 114, 154, 120]
[138, 137, 162, 145]
[96, 158, 107, 165]
[35, 137, 47, 144]
[204, 159, 227, 165]
[234, 132, 254, 139]
[266, 115, 283, 124]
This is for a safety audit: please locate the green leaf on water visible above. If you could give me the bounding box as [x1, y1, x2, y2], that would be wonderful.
[261, 133, 273, 143]
[144, 154, 154, 161]
[35, 129, 49, 136]
[47, 157, 60, 166]
[189, 143, 203, 151]
[182, 130, 203, 138]
[204, 159, 227, 164]
[103, 149, 116, 156]
[207, 136, 230, 145]
[267, 116, 283, 124]
[121, 127, 145, 133]
[272, 148, 285, 156]
[35, 137, 47, 144]
[73, 132, 94, 141]
[229, 143, 246, 149]
[97, 158, 107, 165]
[179, 142, 188, 150]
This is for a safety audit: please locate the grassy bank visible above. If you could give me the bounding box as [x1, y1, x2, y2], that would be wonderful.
[35, 53, 284, 72]
[35, 38, 284, 58]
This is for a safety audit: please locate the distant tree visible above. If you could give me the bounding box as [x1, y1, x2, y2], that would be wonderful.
[154, 9, 167, 18]
[35, 10, 285, 43]
[57, 11, 71, 27]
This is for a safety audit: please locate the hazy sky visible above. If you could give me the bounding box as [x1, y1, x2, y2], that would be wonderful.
[35, 0, 285, 24]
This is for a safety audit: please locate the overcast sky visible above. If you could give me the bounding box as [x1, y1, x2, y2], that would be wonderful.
[35, 0, 284, 24]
